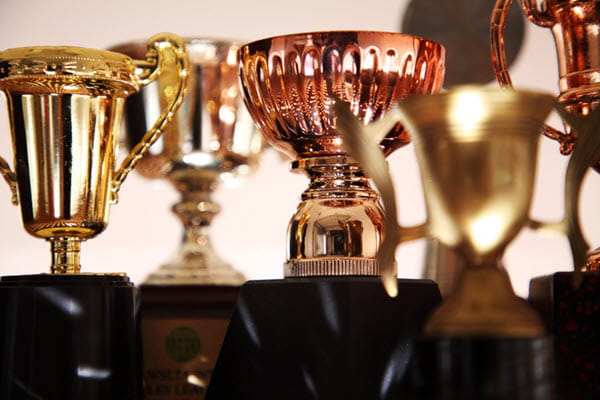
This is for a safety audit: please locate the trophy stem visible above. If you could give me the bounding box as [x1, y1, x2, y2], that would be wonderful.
[144, 187, 245, 285]
[285, 155, 384, 277]
[49, 237, 82, 274]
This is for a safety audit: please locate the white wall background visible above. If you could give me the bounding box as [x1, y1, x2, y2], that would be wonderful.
[0, 0, 596, 297]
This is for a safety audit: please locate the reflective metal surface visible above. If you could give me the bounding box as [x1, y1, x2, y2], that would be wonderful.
[113, 38, 263, 285]
[397, 87, 554, 336]
[492, 0, 600, 155]
[0, 34, 188, 273]
[239, 31, 445, 277]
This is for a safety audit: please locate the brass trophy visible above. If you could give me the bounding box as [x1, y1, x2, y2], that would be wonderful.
[110, 38, 263, 399]
[385, 87, 556, 398]
[492, 1, 600, 395]
[0, 35, 187, 399]
[206, 31, 446, 399]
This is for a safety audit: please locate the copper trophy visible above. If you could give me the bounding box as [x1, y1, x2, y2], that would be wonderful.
[207, 31, 446, 399]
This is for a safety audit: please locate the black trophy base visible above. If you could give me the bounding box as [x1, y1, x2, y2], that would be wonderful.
[405, 336, 555, 400]
[140, 284, 240, 399]
[206, 277, 442, 400]
[0, 274, 142, 400]
[530, 272, 600, 398]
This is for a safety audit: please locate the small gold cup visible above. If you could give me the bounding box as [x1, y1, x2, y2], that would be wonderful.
[396, 87, 555, 337]
[0, 34, 188, 274]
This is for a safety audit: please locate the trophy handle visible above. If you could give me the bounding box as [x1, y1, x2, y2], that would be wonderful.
[111, 33, 189, 201]
[529, 105, 600, 275]
[0, 156, 18, 205]
[491, 0, 575, 155]
[521, 0, 554, 27]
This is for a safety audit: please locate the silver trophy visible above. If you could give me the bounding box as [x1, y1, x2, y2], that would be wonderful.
[112, 38, 264, 285]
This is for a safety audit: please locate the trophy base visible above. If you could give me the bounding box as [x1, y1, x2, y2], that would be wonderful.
[529, 271, 600, 398]
[206, 277, 441, 400]
[140, 284, 240, 399]
[0, 273, 142, 400]
[405, 336, 555, 399]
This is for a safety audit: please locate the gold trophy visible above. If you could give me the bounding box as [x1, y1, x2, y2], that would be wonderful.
[110, 38, 263, 399]
[207, 31, 446, 399]
[0, 34, 187, 399]
[387, 87, 556, 398]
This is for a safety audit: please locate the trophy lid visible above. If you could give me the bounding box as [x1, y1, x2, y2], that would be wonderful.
[0, 46, 140, 95]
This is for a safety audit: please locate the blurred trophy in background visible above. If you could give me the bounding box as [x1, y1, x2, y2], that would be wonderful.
[492, 1, 600, 396]
[207, 31, 446, 399]
[111, 38, 263, 399]
[0, 34, 187, 400]
[394, 87, 556, 399]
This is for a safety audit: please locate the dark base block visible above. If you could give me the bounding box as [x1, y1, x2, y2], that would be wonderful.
[530, 272, 600, 398]
[406, 336, 555, 400]
[206, 277, 441, 400]
[0, 274, 142, 400]
[140, 284, 240, 399]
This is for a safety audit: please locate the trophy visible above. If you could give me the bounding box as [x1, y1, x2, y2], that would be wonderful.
[0, 34, 187, 399]
[492, 1, 600, 395]
[110, 38, 264, 399]
[207, 31, 445, 399]
[388, 86, 556, 399]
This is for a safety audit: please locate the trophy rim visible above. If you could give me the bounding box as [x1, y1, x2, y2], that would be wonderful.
[239, 29, 445, 52]
[0, 45, 139, 92]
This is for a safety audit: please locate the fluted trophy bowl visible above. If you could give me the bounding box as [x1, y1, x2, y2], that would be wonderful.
[113, 38, 263, 285]
[239, 31, 445, 277]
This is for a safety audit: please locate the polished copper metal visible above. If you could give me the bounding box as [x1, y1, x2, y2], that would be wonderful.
[112, 38, 263, 285]
[492, 0, 600, 270]
[0, 34, 188, 274]
[238, 31, 445, 277]
[395, 86, 554, 336]
[492, 0, 600, 154]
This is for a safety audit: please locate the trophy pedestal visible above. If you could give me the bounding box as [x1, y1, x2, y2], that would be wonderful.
[140, 284, 240, 399]
[405, 336, 555, 399]
[206, 277, 441, 400]
[529, 272, 600, 398]
[0, 274, 142, 400]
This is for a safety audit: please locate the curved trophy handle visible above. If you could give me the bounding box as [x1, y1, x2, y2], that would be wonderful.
[491, 0, 575, 154]
[111, 33, 189, 201]
[335, 100, 427, 297]
[0, 157, 18, 205]
[528, 105, 600, 287]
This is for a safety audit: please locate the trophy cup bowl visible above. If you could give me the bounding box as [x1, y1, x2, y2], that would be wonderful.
[0, 34, 187, 399]
[238, 30, 445, 276]
[111, 38, 263, 285]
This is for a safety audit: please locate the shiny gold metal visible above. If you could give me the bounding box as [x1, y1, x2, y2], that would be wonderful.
[0, 34, 188, 274]
[112, 38, 263, 285]
[396, 87, 554, 337]
[239, 31, 445, 277]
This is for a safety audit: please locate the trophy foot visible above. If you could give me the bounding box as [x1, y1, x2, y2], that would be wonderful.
[424, 266, 545, 337]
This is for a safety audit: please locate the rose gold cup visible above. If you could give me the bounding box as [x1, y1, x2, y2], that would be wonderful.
[492, 0, 600, 154]
[239, 31, 445, 277]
